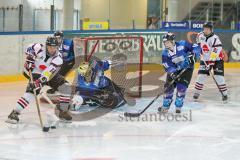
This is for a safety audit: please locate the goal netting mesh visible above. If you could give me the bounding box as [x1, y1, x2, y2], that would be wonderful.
[73, 36, 144, 97]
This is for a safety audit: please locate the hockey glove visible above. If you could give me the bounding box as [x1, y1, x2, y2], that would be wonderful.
[169, 72, 178, 81]
[205, 61, 215, 70]
[24, 56, 35, 71]
[29, 76, 47, 91]
[188, 54, 196, 65]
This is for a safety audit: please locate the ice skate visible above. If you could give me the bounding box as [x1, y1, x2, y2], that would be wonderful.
[5, 110, 20, 124]
[193, 93, 200, 101]
[59, 110, 72, 122]
[158, 106, 169, 113]
[175, 108, 181, 114]
[222, 95, 228, 103]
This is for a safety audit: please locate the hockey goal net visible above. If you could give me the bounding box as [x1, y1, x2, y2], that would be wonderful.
[73, 36, 144, 97]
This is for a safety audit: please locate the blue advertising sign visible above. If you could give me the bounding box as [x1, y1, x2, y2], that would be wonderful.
[162, 21, 189, 29]
[237, 23, 240, 30]
[191, 22, 204, 29]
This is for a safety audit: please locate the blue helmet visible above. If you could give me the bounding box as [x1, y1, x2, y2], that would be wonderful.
[54, 30, 64, 38]
[162, 32, 175, 42]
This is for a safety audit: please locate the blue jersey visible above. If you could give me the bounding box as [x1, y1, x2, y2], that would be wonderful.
[162, 40, 201, 73]
[59, 39, 75, 62]
[77, 60, 110, 92]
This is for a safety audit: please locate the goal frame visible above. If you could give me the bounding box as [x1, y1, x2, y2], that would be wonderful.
[76, 36, 144, 97]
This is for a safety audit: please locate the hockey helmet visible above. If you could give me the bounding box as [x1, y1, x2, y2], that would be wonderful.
[203, 22, 213, 30]
[54, 30, 64, 38]
[78, 62, 90, 75]
[46, 36, 59, 46]
[78, 62, 93, 82]
[162, 32, 175, 42]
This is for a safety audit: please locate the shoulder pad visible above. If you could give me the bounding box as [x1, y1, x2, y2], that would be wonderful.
[178, 40, 187, 44]
[63, 39, 73, 45]
[162, 49, 169, 56]
[26, 43, 43, 55]
[51, 53, 63, 66]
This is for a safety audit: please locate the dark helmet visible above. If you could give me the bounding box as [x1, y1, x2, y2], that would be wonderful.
[46, 36, 59, 46]
[162, 32, 175, 42]
[54, 30, 64, 38]
[203, 22, 213, 29]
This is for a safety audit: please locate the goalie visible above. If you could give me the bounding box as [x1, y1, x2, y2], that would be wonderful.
[71, 59, 126, 110]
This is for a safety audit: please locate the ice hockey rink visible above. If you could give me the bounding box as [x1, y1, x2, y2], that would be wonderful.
[0, 68, 239, 160]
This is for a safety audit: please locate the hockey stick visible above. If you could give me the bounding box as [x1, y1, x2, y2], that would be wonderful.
[124, 69, 187, 117]
[200, 55, 224, 97]
[39, 91, 56, 108]
[29, 70, 43, 128]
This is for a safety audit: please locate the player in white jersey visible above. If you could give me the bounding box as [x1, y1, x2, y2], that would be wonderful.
[6, 36, 72, 125]
[193, 22, 228, 102]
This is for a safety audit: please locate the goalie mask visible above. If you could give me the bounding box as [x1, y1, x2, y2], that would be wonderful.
[78, 62, 93, 83]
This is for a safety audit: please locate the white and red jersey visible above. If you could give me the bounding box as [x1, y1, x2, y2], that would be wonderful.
[196, 32, 224, 61]
[24, 43, 63, 81]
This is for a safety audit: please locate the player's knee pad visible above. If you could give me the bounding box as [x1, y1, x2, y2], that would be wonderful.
[163, 98, 172, 108]
[164, 92, 174, 100]
[176, 83, 187, 97]
[57, 82, 72, 95]
[175, 97, 184, 108]
[214, 75, 226, 85]
[196, 74, 207, 84]
[164, 85, 174, 99]
[164, 82, 175, 92]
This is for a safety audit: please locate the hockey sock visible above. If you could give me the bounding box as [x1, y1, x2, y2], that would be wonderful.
[194, 74, 207, 94]
[214, 75, 228, 96]
[15, 92, 34, 113]
[175, 83, 187, 108]
[58, 95, 71, 111]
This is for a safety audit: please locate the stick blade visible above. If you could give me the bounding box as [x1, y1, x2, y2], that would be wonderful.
[124, 112, 141, 117]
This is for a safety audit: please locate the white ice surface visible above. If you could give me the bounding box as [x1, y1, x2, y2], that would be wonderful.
[0, 69, 240, 160]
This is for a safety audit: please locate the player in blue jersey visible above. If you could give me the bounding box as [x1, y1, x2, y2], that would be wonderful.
[47, 31, 75, 94]
[71, 59, 126, 110]
[158, 32, 201, 113]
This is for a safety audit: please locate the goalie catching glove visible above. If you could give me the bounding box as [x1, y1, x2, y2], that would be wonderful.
[71, 94, 84, 111]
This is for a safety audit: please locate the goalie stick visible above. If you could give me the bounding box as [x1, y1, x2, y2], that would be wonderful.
[124, 69, 187, 117]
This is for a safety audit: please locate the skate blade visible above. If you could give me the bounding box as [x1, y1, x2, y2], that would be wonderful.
[222, 101, 228, 104]
[158, 108, 169, 114]
[59, 119, 72, 123]
[5, 119, 18, 124]
[175, 110, 181, 114]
